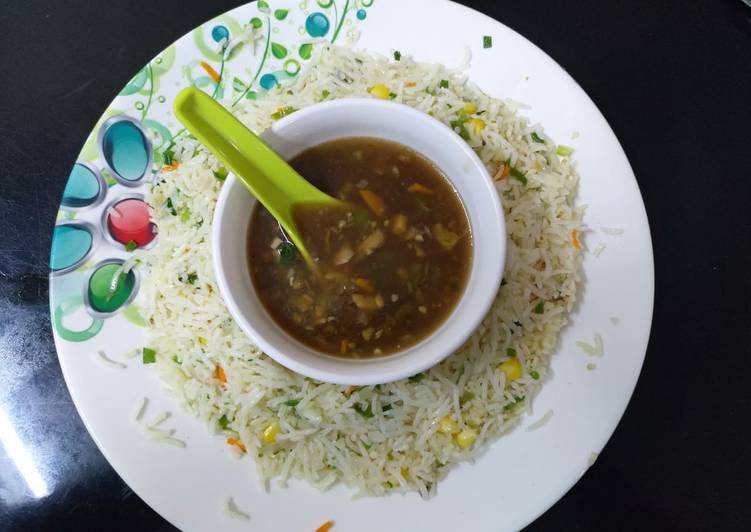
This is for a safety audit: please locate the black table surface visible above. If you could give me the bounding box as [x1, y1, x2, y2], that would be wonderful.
[2, 1, 750, 530]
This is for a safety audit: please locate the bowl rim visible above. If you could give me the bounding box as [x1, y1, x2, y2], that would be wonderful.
[212, 97, 505, 384]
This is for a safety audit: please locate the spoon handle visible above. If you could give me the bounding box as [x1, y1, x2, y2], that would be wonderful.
[173, 87, 331, 256]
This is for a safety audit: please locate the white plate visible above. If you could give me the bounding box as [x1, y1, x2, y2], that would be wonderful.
[50, 1, 654, 530]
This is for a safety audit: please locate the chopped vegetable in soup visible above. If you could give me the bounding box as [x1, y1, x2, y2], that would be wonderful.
[248, 137, 472, 358]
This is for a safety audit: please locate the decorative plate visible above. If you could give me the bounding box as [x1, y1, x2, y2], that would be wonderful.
[50, 1, 654, 530]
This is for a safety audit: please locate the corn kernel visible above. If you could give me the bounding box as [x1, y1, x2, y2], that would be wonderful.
[463, 102, 477, 114]
[262, 420, 280, 444]
[400, 467, 410, 477]
[455, 428, 477, 448]
[369, 83, 391, 99]
[499, 357, 523, 382]
[438, 416, 459, 434]
[197, 336, 208, 346]
[467, 118, 485, 134]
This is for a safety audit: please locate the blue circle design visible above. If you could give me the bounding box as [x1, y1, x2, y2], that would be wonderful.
[356, 9, 367, 20]
[260, 73, 278, 90]
[211, 25, 230, 43]
[305, 12, 330, 37]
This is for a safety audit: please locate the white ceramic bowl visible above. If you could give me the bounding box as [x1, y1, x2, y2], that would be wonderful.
[212, 98, 505, 385]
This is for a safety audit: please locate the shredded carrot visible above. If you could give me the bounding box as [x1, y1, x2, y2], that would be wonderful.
[407, 183, 433, 195]
[161, 163, 180, 172]
[359, 189, 385, 216]
[354, 277, 375, 293]
[344, 385, 355, 397]
[226, 437, 247, 453]
[494, 164, 509, 181]
[200, 61, 221, 83]
[406, 81, 416, 87]
[571, 229, 582, 250]
[315, 521, 335, 532]
[215, 365, 227, 384]
[340, 340, 348, 355]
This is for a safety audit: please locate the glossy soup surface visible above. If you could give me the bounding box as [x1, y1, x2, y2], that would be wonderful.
[248, 137, 472, 358]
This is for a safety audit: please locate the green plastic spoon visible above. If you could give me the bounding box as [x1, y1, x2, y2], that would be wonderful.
[173, 87, 341, 268]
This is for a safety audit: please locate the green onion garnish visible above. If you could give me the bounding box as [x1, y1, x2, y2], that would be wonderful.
[393, 50, 401, 61]
[556, 145, 574, 156]
[353, 403, 374, 418]
[531, 132, 546, 143]
[408, 372, 425, 383]
[530, 370, 540, 380]
[507, 347, 517, 357]
[459, 391, 475, 406]
[283, 399, 300, 407]
[439, 79, 449, 88]
[165, 197, 177, 216]
[388, 92, 397, 100]
[483, 35, 492, 48]
[187, 272, 198, 285]
[213, 167, 228, 182]
[218, 414, 231, 430]
[142, 347, 156, 364]
[162, 149, 175, 166]
[276, 241, 297, 265]
[534, 302, 545, 314]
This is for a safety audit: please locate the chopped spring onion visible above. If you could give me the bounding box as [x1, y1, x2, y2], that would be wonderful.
[218, 414, 231, 430]
[534, 302, 545, 314]
[162, 149, 175, 166]
[531, 132, 546, 143]
[276, 241, 297, 265]
[556, 145, 574, 156]
[353, 403, 374, 418]
[165, 197, 177, 216]
[408, 372, 425, 383]
[530, 370, 540, 380]
[507, 347, 517, 357]
[439, 79, 449, 88]
[283, 399, 300, 407]
[187, 272, 198, 285]
[213, 167, 228, 181]
[393, 50, 401, 61]
[142, 347, 156, 364]
[483, 35, 493, 48]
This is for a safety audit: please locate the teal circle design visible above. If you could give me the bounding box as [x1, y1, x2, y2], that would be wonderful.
[260, 73, 278, 90]
[305, 12, 330, 37]
[211, 25, 230, 43]
[50, 224, 93, 272]
[99, 117, 152, 184]
[62, 164, 102, 209]
[357, 9, 367, 20]
[284, 59, 301, 76]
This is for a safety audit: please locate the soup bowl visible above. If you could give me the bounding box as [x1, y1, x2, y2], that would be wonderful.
[212, 98, 505, 385]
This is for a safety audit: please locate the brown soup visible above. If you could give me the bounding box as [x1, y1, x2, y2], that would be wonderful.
[248, 137, 472, 358]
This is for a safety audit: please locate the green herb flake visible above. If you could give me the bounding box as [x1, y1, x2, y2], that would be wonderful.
[483, 35, 493, 48]
[459, 391, 475, 406]
[388, 92, 397, 100]
[534, 301, 545, 314]
[142, 347, 156, 364]
[180, 208, 191, 223]
[509, 165, 528, 185]
[213, 167, 229, 182]
[507, 347, 517, 357]
[531, 132, 546, 143]
[393, 50, 401, 61]
[283, 399, 300, 407]
[124, 239, 137, 252]
[321, 89, 330, 99]
[408, 372, 425, 383]
[271, 106, 297, 120]
[218, 414, 231, 430]
[162, 149, 175, 166]
[165, 197, 177, 216]
[363, 442, 373, 450]
[171, 355, 181, 365]
[276, 241, 298, 265]
[382, 404, 393, 412]
[530, 370, 540, 380]
[187, 272, 198, 285]
[556, 145, 574, 156]
[353, 403, 374, 418]
[439, 79, 449, 88]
